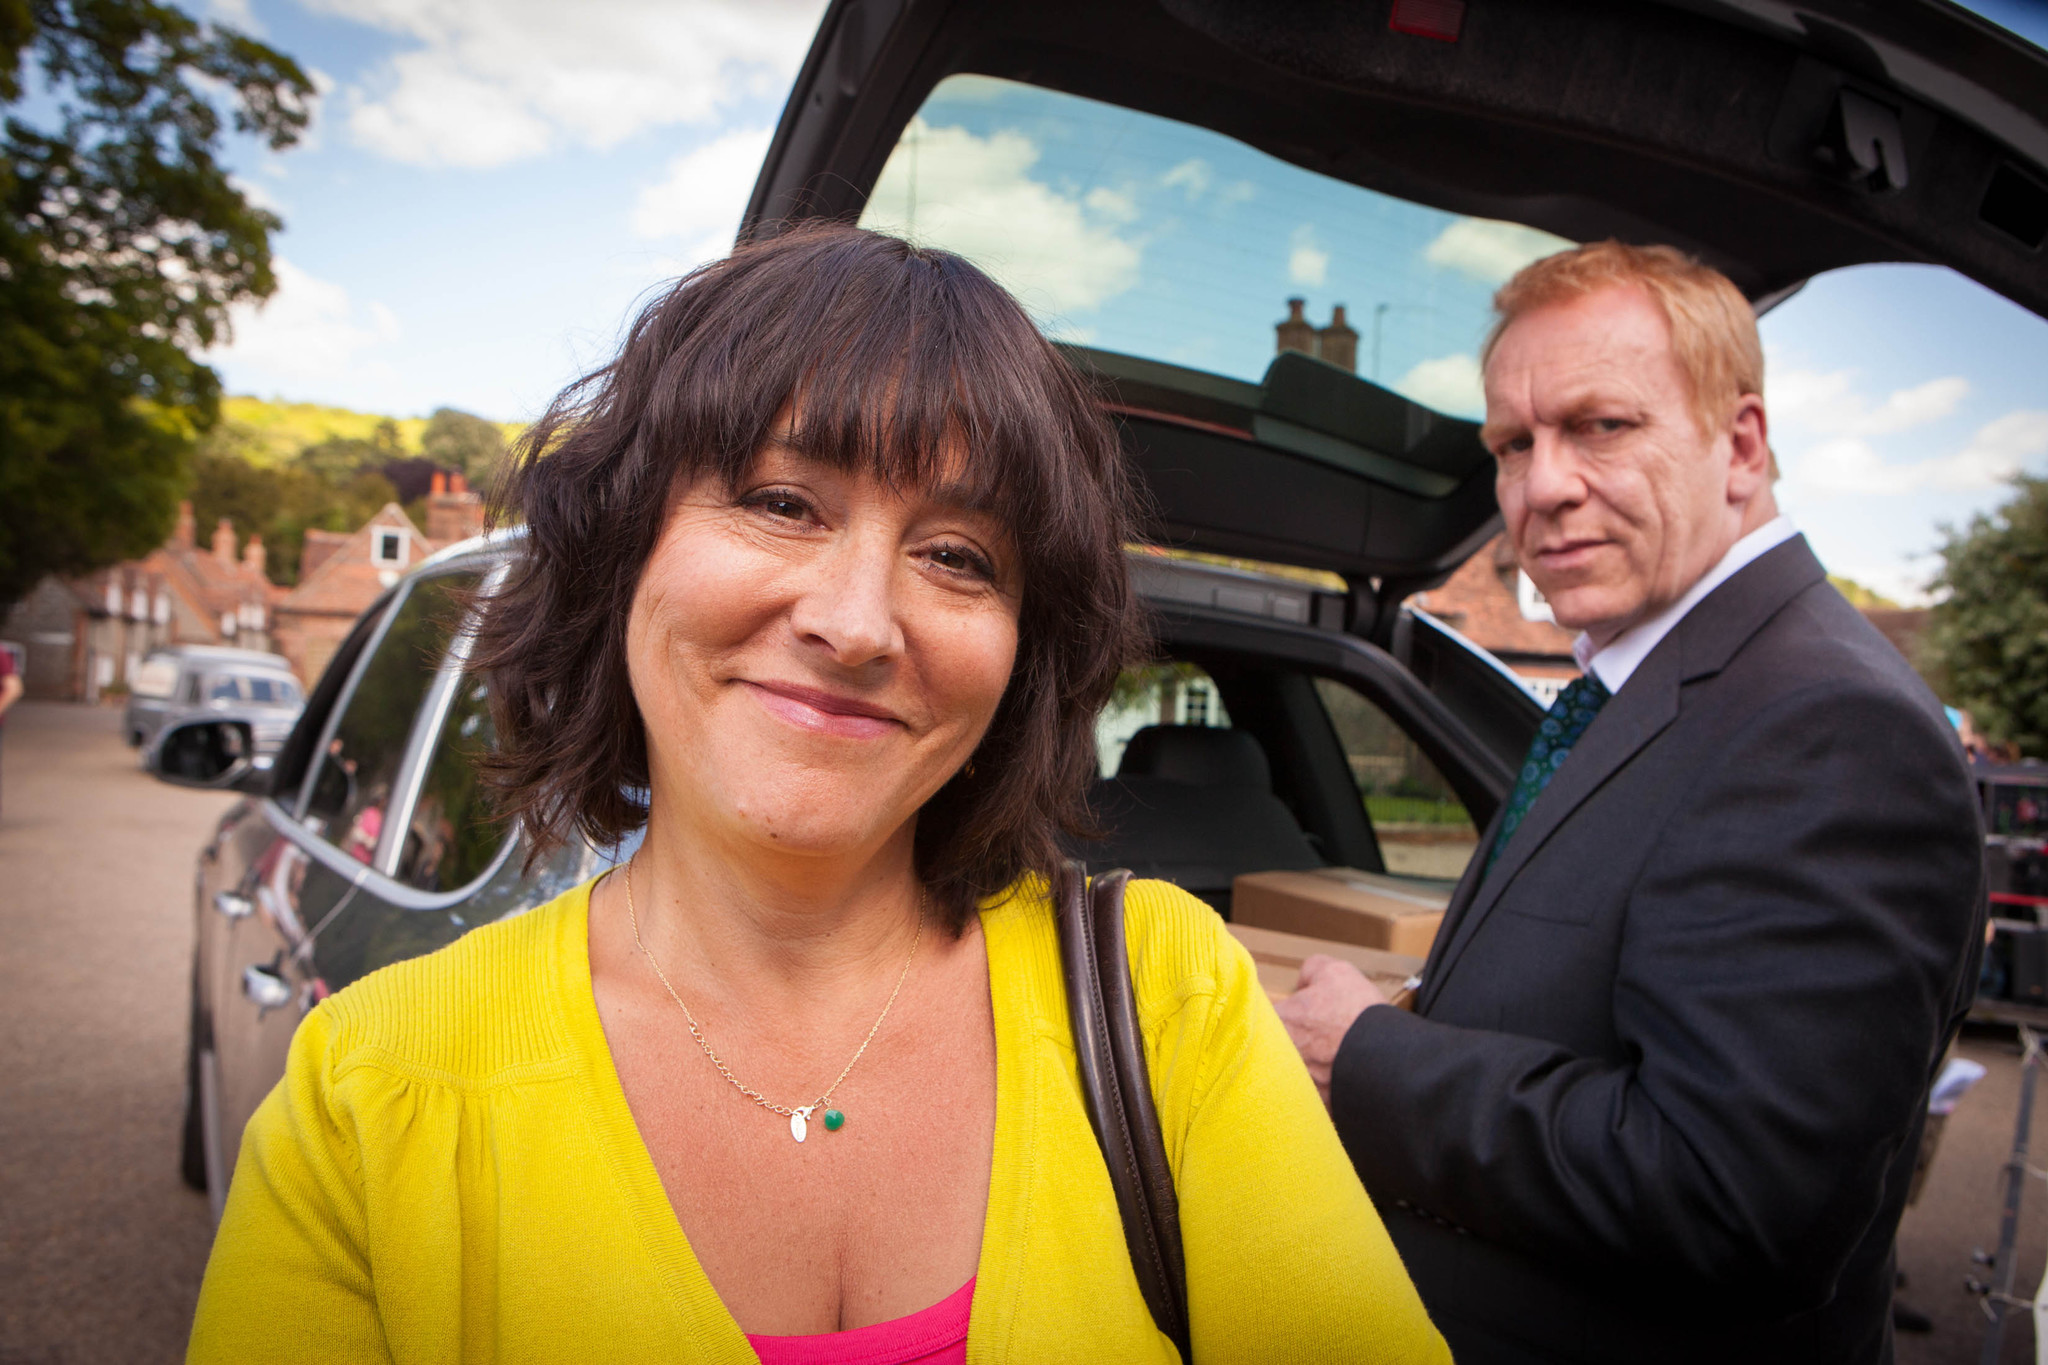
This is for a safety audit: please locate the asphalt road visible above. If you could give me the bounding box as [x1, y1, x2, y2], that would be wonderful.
[1, 702, 234, 1365]
[0, 698, 2043, 1362]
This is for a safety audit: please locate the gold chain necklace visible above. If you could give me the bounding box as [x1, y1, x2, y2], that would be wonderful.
[623, 857, 923, 1143]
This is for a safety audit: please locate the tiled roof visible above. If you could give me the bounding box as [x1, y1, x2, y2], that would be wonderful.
[1410, 534, 1579, 663]
[276, 504, 459, 620]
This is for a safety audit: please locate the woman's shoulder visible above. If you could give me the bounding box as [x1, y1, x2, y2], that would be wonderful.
[1118, 877, 1261, 1021]
[981, 875, 1257, 1029]
[306, 882, 589, 1087]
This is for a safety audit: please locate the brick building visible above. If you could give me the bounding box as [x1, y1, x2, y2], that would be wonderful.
[1409, 534, 1581, 703]
[0, 503, 279, 701]
[270, 473, 485, 686]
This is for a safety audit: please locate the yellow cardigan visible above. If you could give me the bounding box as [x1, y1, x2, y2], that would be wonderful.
[189, 877, 1448, 1363]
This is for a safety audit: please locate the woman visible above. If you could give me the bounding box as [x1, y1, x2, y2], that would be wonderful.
[189, 225, 1447, 1363]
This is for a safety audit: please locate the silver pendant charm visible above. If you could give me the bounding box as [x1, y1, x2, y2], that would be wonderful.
[790, 1106, 815, 1143]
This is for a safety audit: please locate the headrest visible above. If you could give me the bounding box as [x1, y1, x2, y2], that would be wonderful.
[1115, 725, 1272, 789]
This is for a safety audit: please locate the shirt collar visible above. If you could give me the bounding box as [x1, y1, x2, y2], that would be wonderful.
[1570, 515, 1799, 695]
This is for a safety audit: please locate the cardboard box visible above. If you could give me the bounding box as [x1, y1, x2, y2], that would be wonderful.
[1232, 866, 1449, 957]
[1227, 922, 1423, 1001]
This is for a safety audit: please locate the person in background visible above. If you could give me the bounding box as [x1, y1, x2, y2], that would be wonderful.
[188, 223, 1449, 1364]
[1278, 241, 1984, 1364]
[0, 647, 20, 817]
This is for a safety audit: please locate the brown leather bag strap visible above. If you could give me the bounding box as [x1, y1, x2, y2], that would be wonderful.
[1057, 860, 1192, 1359]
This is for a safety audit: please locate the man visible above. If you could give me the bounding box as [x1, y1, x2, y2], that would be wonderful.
[0, 645, 19, 817]
[1278, 242, 1983, 1363]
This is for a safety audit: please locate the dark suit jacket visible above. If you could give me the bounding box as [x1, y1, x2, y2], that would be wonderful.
[1333, 537, 1984, 1364]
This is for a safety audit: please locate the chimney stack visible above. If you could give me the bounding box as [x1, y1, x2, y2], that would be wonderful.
[174, 500, 196, 549]
[1276, 297, 1316, 358]
[243, 534, 266, 580]
[426, 474, 486, 544]
[212, 518, 237, 568]
[1318, 304, 1359, 373]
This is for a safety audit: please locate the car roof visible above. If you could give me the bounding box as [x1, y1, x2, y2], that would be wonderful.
[1976, 757, 2048, 787]
[148, 645, 294, 670]
[746, 0, 2048, 586]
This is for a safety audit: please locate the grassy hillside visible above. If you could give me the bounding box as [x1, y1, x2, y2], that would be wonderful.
[219, 397, 523, 465]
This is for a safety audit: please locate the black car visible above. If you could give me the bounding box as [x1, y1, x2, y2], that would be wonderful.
[152, 0, 2048, 1206]
[1968, 758, 2048, 1018]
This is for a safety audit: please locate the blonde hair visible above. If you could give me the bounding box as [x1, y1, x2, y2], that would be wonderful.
[1482, 240, 1765, 441]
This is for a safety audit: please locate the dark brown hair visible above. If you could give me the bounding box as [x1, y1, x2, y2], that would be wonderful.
[471, 222, 1146, 928]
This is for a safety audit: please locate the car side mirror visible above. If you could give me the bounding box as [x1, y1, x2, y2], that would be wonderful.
[149, 719, 273, 795]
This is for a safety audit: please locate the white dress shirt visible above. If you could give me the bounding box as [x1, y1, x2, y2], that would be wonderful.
[1572, 515, 1799, 695]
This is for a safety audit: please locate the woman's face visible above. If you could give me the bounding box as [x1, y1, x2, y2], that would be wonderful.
[627, 437, 1021, 868]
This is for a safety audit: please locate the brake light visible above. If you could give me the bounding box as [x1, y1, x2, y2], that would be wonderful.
[1390, 0, 1465, 42]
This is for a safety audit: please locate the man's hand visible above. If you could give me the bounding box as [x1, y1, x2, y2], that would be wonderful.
[1274, 955, 1389, 1108]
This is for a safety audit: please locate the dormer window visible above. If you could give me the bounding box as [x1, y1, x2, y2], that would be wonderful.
[373, 529, 406, 567]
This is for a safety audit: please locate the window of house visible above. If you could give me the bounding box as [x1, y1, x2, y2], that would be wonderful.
[299, 572, 480, 861]
[372, 530, 406, 567]
[1312, 677, 1479, 881]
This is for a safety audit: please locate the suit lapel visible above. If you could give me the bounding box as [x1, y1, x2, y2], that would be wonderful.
[1418, 661, 1678, 1011]
[1415, 536, 1829, 1012]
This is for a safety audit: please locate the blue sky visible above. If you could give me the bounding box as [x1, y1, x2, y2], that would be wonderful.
[196, 0, 2048, 605]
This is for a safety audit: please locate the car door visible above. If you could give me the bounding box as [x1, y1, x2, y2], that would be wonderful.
[206, 567, 484, 1187]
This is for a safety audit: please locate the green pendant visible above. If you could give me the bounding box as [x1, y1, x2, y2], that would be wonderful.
[822, 1108, 845, 1132]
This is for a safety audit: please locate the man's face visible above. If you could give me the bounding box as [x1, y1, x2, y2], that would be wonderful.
[1482, 285, 1772, 646]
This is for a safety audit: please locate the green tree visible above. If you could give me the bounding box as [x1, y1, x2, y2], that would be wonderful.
[1927, 473, 2048, 757]
[421, 406, 505, 484]
[189, 420, 402, 587]
[0, 0, 312, 608]
[296, 435, 383, 485]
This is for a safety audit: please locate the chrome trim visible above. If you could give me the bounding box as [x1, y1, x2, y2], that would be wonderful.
[408, 525, 524, 577]
[374, 560, 508, 876]
[257, 796, 521, 914]
[212, 890, 254, 920]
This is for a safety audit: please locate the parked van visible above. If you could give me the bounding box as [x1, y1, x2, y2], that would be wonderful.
[124, 645, 303, 761]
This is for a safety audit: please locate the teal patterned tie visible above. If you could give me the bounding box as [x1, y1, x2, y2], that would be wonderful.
[1485, 673, 1612, 876]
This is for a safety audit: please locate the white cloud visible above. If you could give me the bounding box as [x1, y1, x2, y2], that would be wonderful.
[863, 119, 1141, 318]
[1288, 226, 1328, 287]
[204, 0, 262, 34]
[1084, 186, 1139, 224]
[630, 126, 775, 269]
[230, 174, 283, 215]
[1859, 376, 1971, 434]
[1424, 217, 1573, 285]
[1396, 352, 1484, 416]
[210, 259, 401, 382]
[305, 0, 826, 168]
[1161, 159, 1210, 199]
[1768, 365, 1970, 437]
[1781, 409, 2048, 495]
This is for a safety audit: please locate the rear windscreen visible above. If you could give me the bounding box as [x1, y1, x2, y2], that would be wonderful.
[858, 75, 1571, 420]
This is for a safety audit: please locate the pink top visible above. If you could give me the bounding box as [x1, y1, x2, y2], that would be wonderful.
[745, 1277, 974, 1365]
